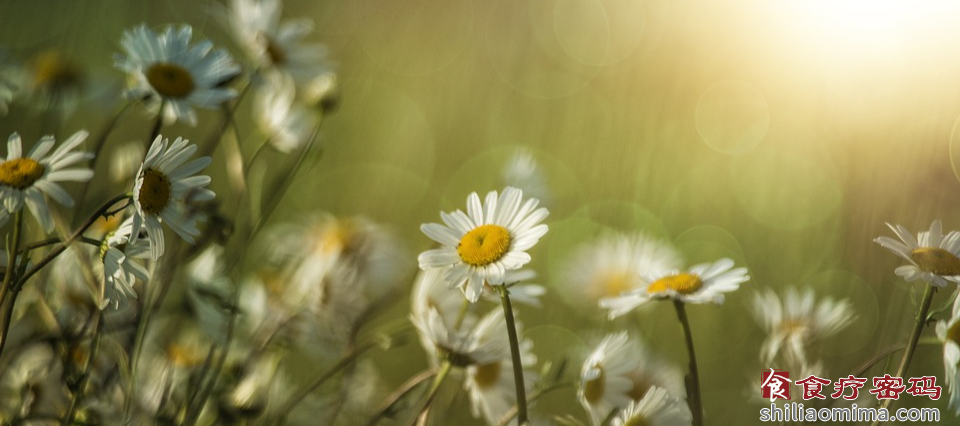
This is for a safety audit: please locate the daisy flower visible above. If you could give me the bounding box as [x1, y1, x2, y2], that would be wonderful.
[567, 232, 682, 304]
[0, 131, 93, 232]
[579, 332, 686, 425]
[601, 258, 749, 318]
[0, 50, 18, 116]
[464, 318, 537, 425]
[875, 220, 960, 287]
[226, 0, 333, 85]
[419, 187, 549, 303]
[412, 306, 510, 368]
[935, 294, 960, 414]
[115, 24, 240, 126]
[254, 73, 317, 153]
[130, 135, 215, 260]
[100, 217, 150, 310]
[501, 149, 550, 206]
[610, 386, 693, 426]
[752, 287, 854, 366]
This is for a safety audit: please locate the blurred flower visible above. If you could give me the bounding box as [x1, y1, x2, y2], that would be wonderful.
[567, 232, 682, 305]
[601, 258, 749, 318]
[0, 49, 18, 115]
[875, 220, 960, 287]
[609, 386, 692, 426]
[100, 217, 151, 309]
[115, 24, 239, 126]
[0, 130, 93, 232]
[22, 49, 85, 111]
[302, 72, 339, 114]
[0, 344, 60, 423]
[109, 141, 145, 184]
[752, 287, 854, 366]
[220, 353, 282, 420]
[464, 316, 537, 425]
[130, 135, 215, 260]
[226, 0, 333, 85]
[936, 294, 960, 415]
[419, 187, 549, 302]
[412, 306, 510, 368]
[255, 73, 318, 153]
[187, 245, 234, 343]
[501, 149, 549, 206]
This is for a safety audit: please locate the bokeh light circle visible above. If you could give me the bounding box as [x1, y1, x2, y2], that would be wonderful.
[695, 80, 770, 155]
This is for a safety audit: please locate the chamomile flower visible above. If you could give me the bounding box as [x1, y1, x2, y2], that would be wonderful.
[601, 258, 749, 318]
[567, 232, 682, 304]
[579, 332, 686, 425]
[464, 319, 537, 425]
[0, 131, 93, 232]
[226, 0, 333, 85]
[610, 386, 693, 426]
[935, 294, 960, 414]
[0, 50, 18, 115]
[115, 24, 240, 126]
[100, 217, 150, 310]
[752, 287, 854, 366]
[412, 306, 510, 368]
[875, 221, 960, 287]
[419, 187, 549, 303]
[501, 149, 550, 205]
[130, 135, 215, 260]
[254, 73, 317, 153]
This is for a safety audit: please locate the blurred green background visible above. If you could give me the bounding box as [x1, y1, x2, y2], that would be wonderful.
[4, 0, 960, 424]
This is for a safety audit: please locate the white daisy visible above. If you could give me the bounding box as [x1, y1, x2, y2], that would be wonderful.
[226, 0, 333, 85]
[752, 287, 855, 366]
[22, 49, 85, 111]
[0, 50, 18, 116]
[419, 186, 549, 303]
[935, 294, 960, 415]
[579, 332, 686, 426]
[100, 217, 150, 310]
[130, 135, 215, 260]
[501, 149, 550, 206]
[875, 220, 960, 287]
[115, 24, 240, 126]
[567, 232, 682, 304]
[464, 317, 537, 425]
[254, 73, 317, 153]
[610, 386, 692, 426]
[601, 258, 749, 318]
[412, 306, 510, 368]
[0, 131, 93, 232]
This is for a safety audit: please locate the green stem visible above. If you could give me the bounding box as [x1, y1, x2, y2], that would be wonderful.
[0, 212, 25, 358]
[871, 284, 937, 426]
[365, 369, 435, 426]
[673, 301, 703, 426]
[73, 101, 134, 223]
[62, 312, 104, 426]
[496, 285, 529, 426]
[148, 100, 164, 143]
[407, 362, 451, 426]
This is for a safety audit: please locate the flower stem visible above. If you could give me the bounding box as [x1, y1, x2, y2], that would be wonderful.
[408, 361, 451, 426]
[148, 100, 164, 143]
[673, 300, 704, 426]
[0, 212, 25, 358]
[496, 284, 529, 426]
[871, 284, 937, 426]
[62, 312, 104, 426]
[365, 369, 436, 426]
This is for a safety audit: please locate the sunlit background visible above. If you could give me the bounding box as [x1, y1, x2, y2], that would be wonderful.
[4, 0, 960, 424]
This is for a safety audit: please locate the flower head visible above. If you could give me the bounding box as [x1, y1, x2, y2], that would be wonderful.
[567, 232, 682, 304]
[115, 24, 240, 126]
[875, 221, 960, 287]
[601, 258, 749, 318]
[0, 131, 93, 232]
[752, 287, 854, 366]
[610, 386, 692, 426]
[130, 135, 215, 260]
[254, 73, 317, 153]
[100, 217, 151, 310]
[418, 187, 549, 302]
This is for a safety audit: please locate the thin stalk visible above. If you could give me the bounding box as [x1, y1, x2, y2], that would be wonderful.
[0, 212, 24, 358]
[871, 284, 937, 426]
[365, 369, 435, 426]
[148, 101, 165, 143]
[673, 301, 703, 426]
[496, 284, 529, 425]
[73, 101, 134, 223]
[407, 362, 451, 426]
[62, 313, 104, 426]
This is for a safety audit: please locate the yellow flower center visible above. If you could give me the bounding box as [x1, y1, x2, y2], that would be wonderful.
[948, 322, 960, 346]
[910, 247, 960, 275]
[647, 273, 703, 295]
[457, 225, 511, 267]
[595, 272, 633, 298]
[582, 366, 606, 404]
[146, 63, 196, 98]
[472, 361, 502, 389]
[32, 50, 83, 91]
[0, 158, 46, 189]
[166, 343, 202, 367]
[313, 219, 358, 256]
[622, 416, 651, 426]
[779, 319, 808, 336]
[138, 169, 172, 215]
